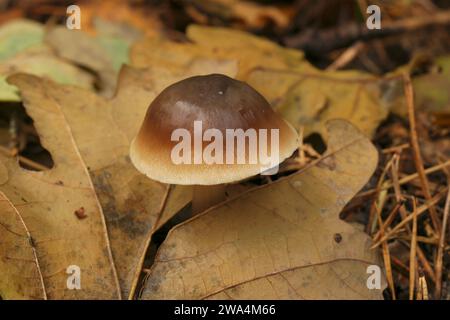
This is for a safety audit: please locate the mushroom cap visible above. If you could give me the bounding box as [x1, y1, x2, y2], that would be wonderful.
[130, 74, 298, 185]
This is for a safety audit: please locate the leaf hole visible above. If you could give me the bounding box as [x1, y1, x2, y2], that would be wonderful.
[1, 104, 54, 171]
[304, 132, 326, 154]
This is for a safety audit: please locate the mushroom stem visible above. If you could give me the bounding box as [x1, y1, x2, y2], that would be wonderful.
[192, 184, 227, 215]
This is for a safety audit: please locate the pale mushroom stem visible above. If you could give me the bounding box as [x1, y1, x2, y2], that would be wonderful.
[192, 184, 227, 215]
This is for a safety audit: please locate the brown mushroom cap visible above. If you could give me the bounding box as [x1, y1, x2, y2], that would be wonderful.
[130, 74, 298, 185]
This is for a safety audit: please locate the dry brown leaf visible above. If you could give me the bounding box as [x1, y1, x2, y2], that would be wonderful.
[76, 0, 163, 36]
[141, 120, 385, 299]
[0, 47, 94, 101]
[0, 191, 46, 299]
[183, 0, 290, 29]
[131, 25, 312, 80]
[247, 68, 400, 137]
[0, 74, 121, 299]
[45, 27, 120, 97]
[7, 66, 215, 299]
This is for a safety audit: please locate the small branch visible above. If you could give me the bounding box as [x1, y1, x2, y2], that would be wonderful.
[285, 10, 450, 54]
[356, 160, 450, 199]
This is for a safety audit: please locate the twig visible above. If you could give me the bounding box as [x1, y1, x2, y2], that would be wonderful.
[374, 202, 396, 299]
[434, 186, 450, 299]
[409, 198, 418, 300]
[397, 235, 439, 245]
[382, 143, 410, 154]
[371, 187, 448, 249]
[391, 154, 411, 229]
[285, 10, 450, 54]
[372, 202, 403, 242]
[356, 160, 450, 199]
[366, 155, 395, 233]
[417, 273, 429, 300]
[416, 245, 437, 284]
[391, 255, 410, 278]
[327, 41, 364, 71]
[403, 74, 441, 233]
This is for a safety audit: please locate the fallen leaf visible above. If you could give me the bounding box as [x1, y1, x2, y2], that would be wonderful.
[94, 18, 142, 71]
[141, 120, 386, 299]
[131, 25, 312, 80]
[247, 68, 399, 137]
[0, 191, 47, 299]
[76, 0, 163, 36]
[0, 20, 94, 102]
[44, 27, 118, 97]
[412, 56, 450, 115]
[388, 54, 450, 112]
[0, 74, 121, 299]
[0, 19, 43, 61]
[8, 67, 206, 299]
[183, 0, 290, 29]
[0, 47, 94, 101]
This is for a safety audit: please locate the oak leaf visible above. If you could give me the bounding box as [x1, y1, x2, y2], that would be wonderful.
[141, 120, 386, 299]
[0, 74, 121, 299]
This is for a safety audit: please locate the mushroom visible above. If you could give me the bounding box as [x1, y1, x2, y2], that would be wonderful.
[130, 74, 298, 214]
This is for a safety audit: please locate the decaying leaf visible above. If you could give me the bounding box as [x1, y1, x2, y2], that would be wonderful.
[44, 21, 145, 97]
[0, 47, 94, 101]
[8, 66, 220, 298]
[0, 20, 94, 102]
[141, 120, 386, 299]
[131, 25, 311, 80]
[0, 191, 46, 299]
[182, 0, 290, 29]
[94, 18, 142, 71]
[385, 54, 450, 123]
[247, 68, 399, 138]
[45, 27, 118, 97]
[0, 74, 121, 299]
[0, 19, 43, 61]
[74, 0, 163, 36]
[412, 55, 450, 115]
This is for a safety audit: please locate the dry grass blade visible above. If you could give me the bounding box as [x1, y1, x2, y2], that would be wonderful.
[372, 202, 403, 243]
[409, 198, 418, 300]
[417, 274, 429, 300]
[434, 186, 450, 299]
[403, 73, 441, 233]
[0, 191, 47, 299]
[374, 202, 396, 299]
[371, 188, 448, 248]
[356, 160, 450, 199]
[366, 155, 395, 234]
